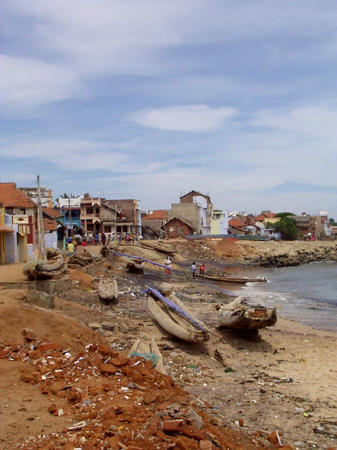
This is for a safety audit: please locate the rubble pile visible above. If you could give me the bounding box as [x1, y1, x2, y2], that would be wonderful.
[0, 330, 270, 450]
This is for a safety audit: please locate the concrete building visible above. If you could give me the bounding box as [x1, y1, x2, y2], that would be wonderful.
[0, 183, 38, 260]
[104, 199, 142, 235]
[58, 196, 82, 235]
[19, 186, 53, 208]
[211, 209, 229, 235]
[80, 195, 104, 234]
[168, 190, 213, 235]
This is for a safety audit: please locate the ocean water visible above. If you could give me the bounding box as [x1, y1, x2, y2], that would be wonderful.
[242, 262, 337, 331]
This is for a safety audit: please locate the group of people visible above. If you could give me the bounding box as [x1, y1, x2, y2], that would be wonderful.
[191, 262, 205, 278]
[82, 232, 137, 245]
[163, 258, 205, 278]
[65, 231, 142, 254]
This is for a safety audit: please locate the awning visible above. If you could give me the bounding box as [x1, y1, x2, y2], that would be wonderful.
[0, 225, 14, 233]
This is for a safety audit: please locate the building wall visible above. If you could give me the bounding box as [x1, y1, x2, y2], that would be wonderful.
[20, 187, 53, 208]
[163, 218, 193, 238]
[141, 218, 165, 233]
[211, 210, 229, 235]
[44, 231, 58, 249]
[169, 203, 200, 233]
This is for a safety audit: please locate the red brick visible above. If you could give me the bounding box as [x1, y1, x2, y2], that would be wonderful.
[111, 356, 128, 367]
[99, 363, 117, 374]
[162, 419, 184, 433]
[37, 343, 62, 352]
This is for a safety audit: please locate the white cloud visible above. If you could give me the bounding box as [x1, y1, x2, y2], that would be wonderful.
[3, 0, 337, 77]
[0, 54, 80, 108]
[131, 105, 236, 132]
[0, 138, 166, 173]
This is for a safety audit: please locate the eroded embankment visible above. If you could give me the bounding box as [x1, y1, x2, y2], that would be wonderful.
[204, 239, 337, 267]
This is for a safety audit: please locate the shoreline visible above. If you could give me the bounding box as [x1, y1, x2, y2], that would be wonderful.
[1, 242, 337, 448]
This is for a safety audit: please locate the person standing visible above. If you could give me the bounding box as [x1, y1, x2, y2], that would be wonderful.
[101, 232, 106, 246]
[191, 262, 197, 278]
[67, 241, 75, 256]
[199, 264, 205, 276]
[164, 256, 172, 276]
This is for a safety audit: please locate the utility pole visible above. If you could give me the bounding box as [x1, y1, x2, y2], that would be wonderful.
[68, 196, 73, 237]
[115, 204, 117, 234]
[37, 175, 46, 260]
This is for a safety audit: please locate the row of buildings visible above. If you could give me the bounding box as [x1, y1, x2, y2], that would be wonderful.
[0, 182, 334, 264]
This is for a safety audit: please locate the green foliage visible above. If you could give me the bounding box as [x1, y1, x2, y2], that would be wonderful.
[274, 217, 298, 240]
[265, 221, 276, 229]
[329, 218, 337, 225]
[275, 212, 295, 218]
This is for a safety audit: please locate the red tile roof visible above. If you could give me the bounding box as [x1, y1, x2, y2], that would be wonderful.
[229, 217, 245, 229]
[255, 214, 265, 221]
[142, 210, 168, 220]
[0, 183, 36, 208]
[43, 207, 62, 219]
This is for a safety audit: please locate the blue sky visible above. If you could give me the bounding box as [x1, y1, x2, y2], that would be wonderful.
[1, 0, 337, 217]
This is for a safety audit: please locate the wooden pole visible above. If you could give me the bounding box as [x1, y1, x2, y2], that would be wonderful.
[37, 175, 46, 260]
[115, 204, 117, 234]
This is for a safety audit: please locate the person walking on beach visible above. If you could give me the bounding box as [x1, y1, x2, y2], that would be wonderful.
[192, 262, 197, 278]
[164, 256, 172, 276]
[101, 232, 106, 246]
[199, 263, 205, 276]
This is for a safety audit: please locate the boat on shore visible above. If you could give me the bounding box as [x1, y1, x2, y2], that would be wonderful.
[217, 296, 277, 330]
[140, 241, 176, 256]
[145, 287, 209, 343]
[98, 279, 118, 303]
[194, 273, 267, 284]
[126, 259, 145, 274]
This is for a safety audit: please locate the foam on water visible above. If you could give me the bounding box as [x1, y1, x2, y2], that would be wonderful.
[242, 262, 337, 330]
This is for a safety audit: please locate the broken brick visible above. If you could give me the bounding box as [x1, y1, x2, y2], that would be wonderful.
[162, 419, 184, 433]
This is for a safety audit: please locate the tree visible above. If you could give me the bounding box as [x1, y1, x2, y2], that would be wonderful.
[329, 218, 337, 226]
[275, 212, 295, 218]
[274, 217, 298, 240]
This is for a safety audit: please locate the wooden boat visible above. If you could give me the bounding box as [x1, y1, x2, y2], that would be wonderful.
[194, 274, 267, 284]
[98, 279, 118, 303]
[23, 255, 67, 280]
[146, 287, 209, 343]
[217, 297, 277, 330]
[140, 241, 176, 256]
[126, 259, 145, 274]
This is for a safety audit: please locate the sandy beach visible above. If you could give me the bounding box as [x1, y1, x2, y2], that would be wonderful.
[1, 241, 337, 449]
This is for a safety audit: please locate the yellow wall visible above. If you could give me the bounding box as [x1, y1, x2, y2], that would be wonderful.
[0, 207, 5, 264]
[264, 217, 280, 226]
[211, 218, 220, 234]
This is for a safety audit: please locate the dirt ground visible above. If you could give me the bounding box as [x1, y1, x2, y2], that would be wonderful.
[0, 240, 337, 449]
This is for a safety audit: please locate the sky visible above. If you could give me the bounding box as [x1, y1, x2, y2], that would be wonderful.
[1, 0, 337, 217]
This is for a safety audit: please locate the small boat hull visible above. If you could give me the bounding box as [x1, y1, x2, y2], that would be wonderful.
[218, 297, 277, 330]
[146, 288, 209, 343]
[194, 274, 267, 284]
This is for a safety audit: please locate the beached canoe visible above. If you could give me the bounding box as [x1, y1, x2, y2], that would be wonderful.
[140, 241, 176, 256]
[145, 287, 209, 343]
[194, 274, 267, 284]
[23, 255, 67, 280]
[217, 297, 277, 330]
[98, 279, 118, 303]
[126, 259, 145, 274]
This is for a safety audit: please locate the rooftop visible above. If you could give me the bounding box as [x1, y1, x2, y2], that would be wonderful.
[0, 183, 36, 209]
